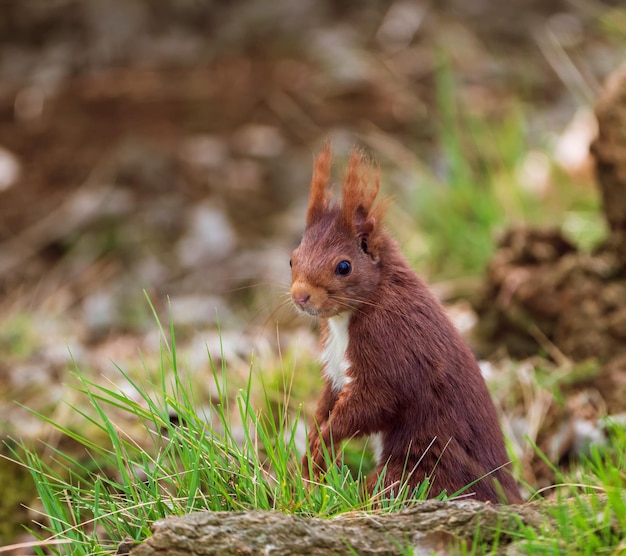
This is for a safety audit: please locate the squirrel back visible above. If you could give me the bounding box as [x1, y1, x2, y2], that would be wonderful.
[290, 144, 521, 504]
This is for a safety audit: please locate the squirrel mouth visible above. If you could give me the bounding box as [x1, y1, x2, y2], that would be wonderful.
[296, 304, 346, 319]
[293, 302, 335, 318]
[296, 305, 322, 317]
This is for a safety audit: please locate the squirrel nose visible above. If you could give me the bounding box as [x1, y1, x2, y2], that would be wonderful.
[293, 293, 311, 307]
[291, 283, 311, 307]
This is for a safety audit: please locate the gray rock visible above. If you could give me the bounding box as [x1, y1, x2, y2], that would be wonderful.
[129, 499, 544, 556]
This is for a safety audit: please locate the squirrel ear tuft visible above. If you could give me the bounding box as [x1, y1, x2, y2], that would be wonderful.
[342, 148, 385, 233]
[306, 142, 333, 227]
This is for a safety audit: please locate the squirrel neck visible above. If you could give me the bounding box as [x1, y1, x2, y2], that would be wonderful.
[359, 231, 417, 309]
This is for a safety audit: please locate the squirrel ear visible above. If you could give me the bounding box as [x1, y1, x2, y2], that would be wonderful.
[306, 142, 333, 227]
[355, 212, 375, 238]
[342, 147, 383, 231]
[355, 212, 377, 257]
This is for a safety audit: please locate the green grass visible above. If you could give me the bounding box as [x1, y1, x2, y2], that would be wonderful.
[399, 60, 604, 280]
[4, 305, 443, 555]
[5, 305, 625, 554]
[508, 426, 626, 555]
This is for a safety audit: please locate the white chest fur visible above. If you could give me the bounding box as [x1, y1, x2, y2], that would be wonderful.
[321, 312, 352, 393]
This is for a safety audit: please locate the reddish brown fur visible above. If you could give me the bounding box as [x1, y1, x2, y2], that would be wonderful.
[305, 141, 333, 227]
[290, 147, 522, 504]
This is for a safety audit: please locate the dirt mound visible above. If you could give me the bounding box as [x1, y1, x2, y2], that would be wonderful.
[477, 64, 626, 414]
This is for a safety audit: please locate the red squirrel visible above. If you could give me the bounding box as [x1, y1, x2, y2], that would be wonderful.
[290, 144, 521, 504]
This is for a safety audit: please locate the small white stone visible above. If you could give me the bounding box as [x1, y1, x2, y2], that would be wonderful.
[572, 418, 606, 455]
[478, 360, 496, 382]
[177, 203, 237, 267]
[554, 108, 597, 177]
[0, 146, 21, 191]
[83, 291, 119, 333]
[376, 0, 427, 52]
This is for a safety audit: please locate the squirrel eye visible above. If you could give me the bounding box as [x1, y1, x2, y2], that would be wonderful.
[335, 260, 352, 276]
[289, 258, 292, 268]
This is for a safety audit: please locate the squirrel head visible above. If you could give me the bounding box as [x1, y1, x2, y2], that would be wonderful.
[290, 144, 389, 318]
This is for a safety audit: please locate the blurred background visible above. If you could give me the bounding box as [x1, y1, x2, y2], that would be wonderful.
[1, 0, 625, 547]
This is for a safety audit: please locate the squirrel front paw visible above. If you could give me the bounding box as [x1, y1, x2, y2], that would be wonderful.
[302, 436, 330, 483]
